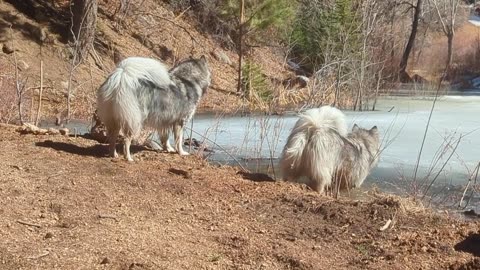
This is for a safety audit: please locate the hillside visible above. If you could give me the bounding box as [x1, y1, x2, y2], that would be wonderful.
[0, 0, 289, 122]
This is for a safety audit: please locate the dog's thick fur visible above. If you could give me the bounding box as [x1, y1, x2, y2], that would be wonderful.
[96, 55, 211, 161]
[280, 106, 380, 193]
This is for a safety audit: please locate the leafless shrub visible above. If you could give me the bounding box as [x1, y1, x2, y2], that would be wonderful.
[0, 74, 17, 124]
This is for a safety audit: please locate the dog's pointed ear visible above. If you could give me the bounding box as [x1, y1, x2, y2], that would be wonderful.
[370, 126, 378, 134]
[200, 55, 207, 63]
[352, 124, 359, 132]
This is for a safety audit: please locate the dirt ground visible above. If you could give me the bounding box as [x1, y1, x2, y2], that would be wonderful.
[1, 124, 480, 270]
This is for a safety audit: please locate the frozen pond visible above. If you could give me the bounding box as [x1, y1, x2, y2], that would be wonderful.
[188, 96, 480, 207]
[39, 95, 480, 210]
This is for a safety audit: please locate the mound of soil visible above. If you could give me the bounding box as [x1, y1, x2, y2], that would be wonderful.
[0, 124, 479, 269]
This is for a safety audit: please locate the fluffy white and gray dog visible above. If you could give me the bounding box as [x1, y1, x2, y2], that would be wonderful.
[279, 106, 380, 193]
[96, 55, 211, 161]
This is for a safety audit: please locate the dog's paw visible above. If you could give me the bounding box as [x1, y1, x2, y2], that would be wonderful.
[178, 151, 190, 156]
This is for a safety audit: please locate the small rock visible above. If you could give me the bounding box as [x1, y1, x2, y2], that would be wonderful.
[143, 39, 154, 49]
[385, 253, 395, 260]
[211, 50, 232, 66]
[36, 128, 48, 135]
[285, 236, 296, 242]
[100, 257, 110, 264]
[17, 123, 48, 135]
[44, 232, 53, 239]
[60, 81, 69, 90]
[2, 43, 14, 54]
[59, 128, 69, 136]
[11, 165, 22, 170]
[113, 49, 125, 64]
[31, 27, 47, 43]
[17, 60, 30, 71]
[47, 128, 60, 135]
[154, 45, 173, 61]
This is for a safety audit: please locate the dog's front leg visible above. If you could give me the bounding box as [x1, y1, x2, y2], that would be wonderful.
[173, 124, 189, 156]
[124, 136, 134, 161]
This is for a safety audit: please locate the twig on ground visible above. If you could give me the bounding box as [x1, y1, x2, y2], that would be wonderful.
[98, 214, 119, 222]
[379, 219, 392, 231]
[17, 220, 42, 228]
[459, 162, 480, 208]
[27, 251, 50, 260]
[174, 6, 191, 21]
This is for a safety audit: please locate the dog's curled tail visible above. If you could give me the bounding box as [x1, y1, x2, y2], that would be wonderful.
[297, 106, 348, 136]
[96, 57, 171, 136]
[280, 106, 347, 180]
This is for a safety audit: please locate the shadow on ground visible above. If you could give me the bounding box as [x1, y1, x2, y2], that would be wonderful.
[35, 140, 150, 158]
[454, 233, 480, 257]
[237, 171, 276, 182]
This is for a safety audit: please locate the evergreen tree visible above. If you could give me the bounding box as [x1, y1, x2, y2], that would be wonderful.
[290, 0, 360, 71]
[220, 0, 295, 93]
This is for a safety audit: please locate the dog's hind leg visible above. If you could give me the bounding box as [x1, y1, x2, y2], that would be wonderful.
[308, 172, 330, 195]
[159, 128, 175, 153]
[123, 136, 134, 162]
[108, 127, 120, 158]
[173, 123, 189, 156]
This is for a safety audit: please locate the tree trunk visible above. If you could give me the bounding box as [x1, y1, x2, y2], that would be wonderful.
[390, 2, 396, 62]
[446, 32, 454, 71]
[71, 0, 98, 64]
[236, 0, 245, 94]
[399, 0, 422, 82]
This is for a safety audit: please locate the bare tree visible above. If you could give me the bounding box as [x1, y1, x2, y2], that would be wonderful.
[399, 0, 423, 82]
[354, 0, 381, 111]
[9, 26, 29, 125]
[237, 0, 245, 94]
[13, 50, 28, 125]
[70, 0, 98, 64]
[67, 0, 98, 121]
[430, 0, 461, 74]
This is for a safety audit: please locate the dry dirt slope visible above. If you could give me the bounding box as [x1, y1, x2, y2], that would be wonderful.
[0, 123, 480, 270]
[0, 0, 289, 121]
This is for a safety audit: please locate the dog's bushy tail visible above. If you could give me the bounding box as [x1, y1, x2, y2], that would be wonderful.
[297, 106, 348, 137]
[280, 106, 347, 185]
[97, 57, 171, 136]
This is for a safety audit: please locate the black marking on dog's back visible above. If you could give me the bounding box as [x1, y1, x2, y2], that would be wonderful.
[139, 79, 158, 89]
[138, 79, 183, 99]
[138, 78, 199, 102]
[177, 77, 199, 101]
